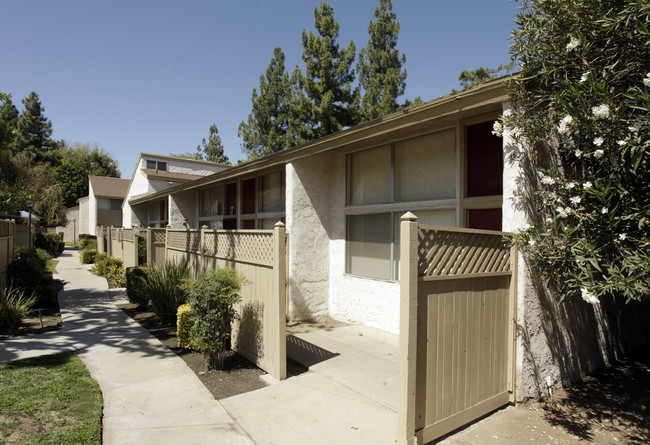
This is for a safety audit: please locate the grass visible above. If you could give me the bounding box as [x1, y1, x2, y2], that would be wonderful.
[0, 352, 103, 444]
[45, 259, 59, 275]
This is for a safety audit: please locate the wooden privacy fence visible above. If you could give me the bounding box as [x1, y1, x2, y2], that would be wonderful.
[165, 223, 287, 381]
[147, 228, 166, 267]
[96, 226, 140, 268]
[398, 212, 517, 445]
[0, 220, 15, 289]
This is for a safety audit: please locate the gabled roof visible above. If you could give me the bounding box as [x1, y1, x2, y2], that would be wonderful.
[89, 176, 131, 199]
[139, 152, 232, 169]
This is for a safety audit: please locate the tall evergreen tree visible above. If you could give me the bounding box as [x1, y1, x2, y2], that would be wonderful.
[197, 124, 229, 164]
[14, 91, 57, 163]
[0, 95, 19, 151]
[301, 2, 359, 138]
[285, 66, 315, 147]
[357, 0, 407, 121]
[239, 48, 292, 160]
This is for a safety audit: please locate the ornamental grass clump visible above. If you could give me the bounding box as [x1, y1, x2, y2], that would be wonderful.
[181, 268, 245, 370]
[141, 259, 190, 323]
[0, 286, 37, 332]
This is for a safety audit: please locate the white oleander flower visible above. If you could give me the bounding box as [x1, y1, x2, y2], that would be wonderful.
[492, 120, 503, 137]
[594, 149, 604, 159]
[574, 149, 583, 158]
[601, 207, 609, 214]
[570, 196, 581, 205]
[545, 217, 553, 224]
[583, 181, 592, 189]
[618, 233, 626, 241]
[592, 104, 610, 119]
[629, 123, 641, 133]
[593, 136, 604, 146]
[566, 182, 576, 190]
[617, 140, 627, 146]
[566, 37, 581, 52]
[558, 115, 573, 134]
[541, 175, 556, 185]
[580, 72, 590, 82]
[644, 73, 650, 87]
[581, 288, 599, 304]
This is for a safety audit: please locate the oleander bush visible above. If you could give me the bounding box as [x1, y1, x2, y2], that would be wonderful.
[35, 232, 64, 256]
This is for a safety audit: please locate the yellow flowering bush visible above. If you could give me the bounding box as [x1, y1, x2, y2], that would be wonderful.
[176, 303, 196, 350]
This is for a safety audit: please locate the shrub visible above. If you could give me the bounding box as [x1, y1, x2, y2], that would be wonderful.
[181, 268, 245, 370]
[125, 267, 150, 307]
[93, 253, 109, 276]
[79, 236, 97, 250]
[138, 235, 147, 266]
[35, 232, 64, 256]
[108, 265, 126, 288]
[35, 248, 52, 264]
[80, 249, 98, 264]
[0, 286, 37, 332]
[141, 259, 190, 323]
[6, 250, 54, 306]
[176, 304, 196, 350]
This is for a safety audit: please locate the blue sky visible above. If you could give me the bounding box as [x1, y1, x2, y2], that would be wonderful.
[2, 0, 520, 178]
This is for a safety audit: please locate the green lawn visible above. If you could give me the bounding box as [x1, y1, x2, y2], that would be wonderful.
[0, 352, 103, 444]
[46, 259, 59, 275]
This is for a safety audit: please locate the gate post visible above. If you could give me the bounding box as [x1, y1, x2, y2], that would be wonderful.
[272, 221, 287, 381]
[398, 212, 419, 445]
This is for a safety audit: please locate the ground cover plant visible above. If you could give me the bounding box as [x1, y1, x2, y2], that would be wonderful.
[0, 286, 36, 333]
[0, 352, 102, 444]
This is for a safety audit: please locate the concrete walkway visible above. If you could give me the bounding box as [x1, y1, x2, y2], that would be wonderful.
[0, 249, 252, 445]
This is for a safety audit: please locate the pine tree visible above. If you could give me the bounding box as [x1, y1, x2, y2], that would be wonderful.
[197, 124, 229, 164]
[357, 0, 407, 121]
[239, 48, 293, 160]
[301, 2, 359, 138]
[14, 91, 57, 163]
[0, 95, 19, 151]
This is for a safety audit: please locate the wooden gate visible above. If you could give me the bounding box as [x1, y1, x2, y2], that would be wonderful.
[398, 213, 517, 445]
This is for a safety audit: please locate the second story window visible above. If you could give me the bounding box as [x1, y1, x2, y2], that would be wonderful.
[146, 160, 167, 171]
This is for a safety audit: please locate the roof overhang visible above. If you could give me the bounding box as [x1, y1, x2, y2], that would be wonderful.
[129, 76, 513, 207]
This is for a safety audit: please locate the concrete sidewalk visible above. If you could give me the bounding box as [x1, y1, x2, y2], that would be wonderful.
[220, 323, 400, 444]
[0, 249, 252, 445]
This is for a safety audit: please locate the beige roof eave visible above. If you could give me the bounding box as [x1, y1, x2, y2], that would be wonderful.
[129, 76, 513, 207]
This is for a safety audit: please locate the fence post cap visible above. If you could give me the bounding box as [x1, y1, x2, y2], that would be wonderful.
[401, 212, 417, 222]
[274, 221, 285, 228]
[201, 225, 208, 230]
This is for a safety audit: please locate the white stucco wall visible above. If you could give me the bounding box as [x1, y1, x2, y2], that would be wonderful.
[327, 151, 401, 334]
[88, 182, 98, 232]
[78, 197, 89, 236]
[285, 155, 331, 320]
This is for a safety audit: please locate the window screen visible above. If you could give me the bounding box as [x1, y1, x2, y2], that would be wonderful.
[348, 145, 391, 205]
[346, 213, 392, 279]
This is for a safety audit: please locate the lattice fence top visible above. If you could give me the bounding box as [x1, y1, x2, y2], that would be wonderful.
[167, 230, 190, 251]
[166, 229, 275, 266]
[150, 229, 166, 244]
[418, 226, 511, 278]
[111, 228, 119, 240]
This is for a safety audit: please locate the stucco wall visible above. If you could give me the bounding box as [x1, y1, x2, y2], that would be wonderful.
[169, 190, 196, 228]
[88, 182, 98, 232]
[285, 155, 331, 321]
[327, 151, 401, 334]
[78, 198, 90, 236]
[56, 206, 79, 242]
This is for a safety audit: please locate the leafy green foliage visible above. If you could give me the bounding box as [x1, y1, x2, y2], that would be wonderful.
[0, 352, 102, 444]
[141, 260, 190, 323]
[80, 249, 98, 264]
[54, 142, 121, 207]
[125, 266, 150, 307]
[357, 0, 407, 121]
[5, 250, 55, 306]
[35, 232, 64, 256]
[79, 235, 97, 250]
[0, 285, 36, 332]
[181, 268, 245, 369]
[457, 65, 510, 90]
[137, 235, 147, 266]
[504, 0, 650, 303]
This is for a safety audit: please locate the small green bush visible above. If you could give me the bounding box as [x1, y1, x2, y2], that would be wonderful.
[141, 260, 190, 323]
[35, 232, 64, 256]
[0, 286, 37, 332]
[35, 248, 52, 264]
[80, 249, 98, 264]
[79, 236, 97, 250]
[93, 253, 108, 276]
[181, 268, 245, 370]
[6, 250, 55, 306]
[125, 267, 150, 307]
